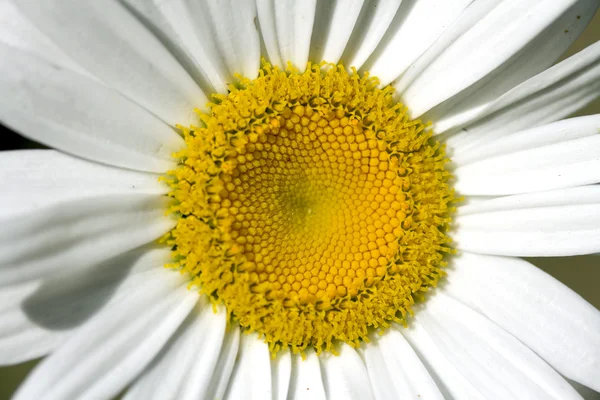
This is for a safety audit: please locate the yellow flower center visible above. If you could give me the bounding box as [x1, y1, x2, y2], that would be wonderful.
[163, 62, 454, 354]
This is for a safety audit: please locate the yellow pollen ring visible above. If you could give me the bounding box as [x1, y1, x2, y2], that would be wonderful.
[162, 61, 454, 354]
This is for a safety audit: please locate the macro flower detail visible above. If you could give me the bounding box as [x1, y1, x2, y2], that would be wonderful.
[1, 1, 600, 399]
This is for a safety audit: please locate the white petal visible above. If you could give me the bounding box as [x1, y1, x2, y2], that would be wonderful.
[13, 268, 197, 400]
[176, 0, 260, 82]
[125, 299, 227, 400]
[403, 0, 587, 118]
[363, 0, 474, 86]
[205, 327, 241, 400]
[458, 185, 600, 216]
[308, 0, 364, 65]
[14, 0, 206, 126]
[0, 246, 170, 365]
[452, 114, 600, 165]
[363, 330, 444, 400]
[418, 0, 599, 132]
[319, 344, 374, 400]
[271, 349, 292, 400]
[225, 333, 272, 399]
[446, 39, 600, 152]
[257, 0, 317, 70]
[0, 44, 184, 173]
[0, 0, 86, 75]
[453, 186, 600, 256]
[453, 116, 600, 195]
[0, 150, 166, 218]
[340, 0, 402, 70]
[0, 194, 174, 287]
[288, 350, 326, 400]
[443, 252, 600, 392]
[415, 293, 582, 399]
[147, 0, 229, 95]
[401, 321, 485, 399]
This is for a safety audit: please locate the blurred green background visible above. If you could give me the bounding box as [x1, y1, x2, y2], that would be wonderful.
[1, 9, 599, 400]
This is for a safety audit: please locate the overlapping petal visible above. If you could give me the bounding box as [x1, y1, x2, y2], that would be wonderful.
[443, 252, 600, 392]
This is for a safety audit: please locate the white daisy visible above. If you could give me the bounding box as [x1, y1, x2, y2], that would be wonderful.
[1, 0, 600, 399]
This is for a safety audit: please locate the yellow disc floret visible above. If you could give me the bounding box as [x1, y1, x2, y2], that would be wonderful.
[162, 62, 454, 354]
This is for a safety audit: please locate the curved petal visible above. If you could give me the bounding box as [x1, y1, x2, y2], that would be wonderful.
[319, 344, 374, 400]
[140, 0, 229, 95]
[225, 333, 272, 399]
[13, 268, 197, 400]
[446, 39, 600, 153]
[340, 0, 402, 70]
[308, 0, 364, 65]
[257, 0, 317, 71]
[400, 321, 485, 399]
[0, 194, 174, 287]
[0, 44, 184, 173]
[403, 0, 588, 118]
[363, 330, 444, 400]
[419, 0, 598, 132]
[0, 246, 169, 365]
[204, 327, 241, 400]
[414, 293, 583, 399]
[288, 350, 326, 400]
[453, 116, 600, 195]
[443, 252, 600, 392]
[14, 0, 206, 126]
[271, 349, 292, 400]
[362, 0, 474, 86]
[125, 300, 227, 400]
[0, 150, 166, 218]
[453, 186, 600, 256]
[181, 0, 260, 82]
[0, 0, 86, 75]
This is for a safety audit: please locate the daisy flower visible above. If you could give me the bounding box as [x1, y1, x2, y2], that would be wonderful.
[1, 0, 600, 399]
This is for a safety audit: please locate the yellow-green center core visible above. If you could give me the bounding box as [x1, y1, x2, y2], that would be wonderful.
[163, 62, 454, 354]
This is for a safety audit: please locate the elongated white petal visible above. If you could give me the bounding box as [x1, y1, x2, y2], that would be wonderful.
[401, 322, 485, 399]
[415, 293, 582, 399]
[288, 350, 326, 400]
[453, 186, 600, 256]
[309, 0, 364, 65]
[14, 0, 205, 126]
[13, 268, 197, 400]
[340, 0, 402, 70]
[271, 350, 291, 400]
[443, 252, 600, 392]
[182, 0, 260, 82]
[453, 116, 600, 195]
[0, 45, 184, 173]
[363, 0, 473, 86]
[403, 0, 585, 118]
[147, 0, 229, 95]
[0, 246, 169, 365]
[458, 185, 600, 216]
[419, 0, 598, 132]
[257, 0, 317, 70]
[0, 150, 166, 218]
[205, 327, 241, 400]
[319, 344, 374, 400]
[0, 194, 174, 287]
[0, 0, 86, 75]
[452, 115, 600, 165]
[225, 333, 272, 399]
[447, 39, 600, 152]
[363, 330, 444, 400]
[125, 300, 227, 400]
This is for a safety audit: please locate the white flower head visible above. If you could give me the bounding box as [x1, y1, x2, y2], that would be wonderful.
[1, 0, 600, 399]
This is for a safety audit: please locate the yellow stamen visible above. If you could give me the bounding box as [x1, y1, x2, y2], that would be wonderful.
[162, 61, 454, 355]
